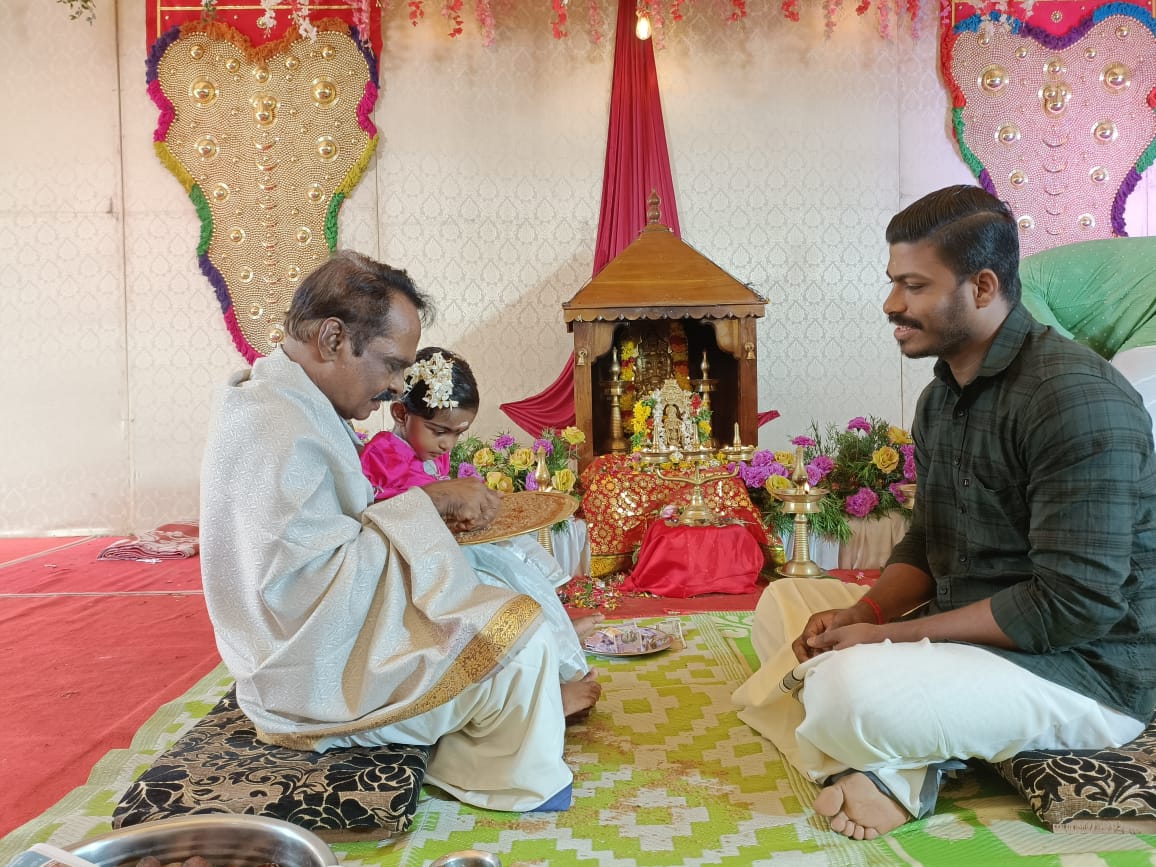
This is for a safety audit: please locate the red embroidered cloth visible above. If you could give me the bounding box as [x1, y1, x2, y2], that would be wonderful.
[580, 454, 768, 577]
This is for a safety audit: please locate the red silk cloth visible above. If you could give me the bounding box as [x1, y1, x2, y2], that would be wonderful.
[145, 3, 382, 57]
[622, 521, 764, 597]
[580, 454, 768, 577]
[500, 0, 680, 436]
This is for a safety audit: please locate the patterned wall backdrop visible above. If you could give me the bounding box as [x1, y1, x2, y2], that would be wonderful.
[0, 0, 1151, 534]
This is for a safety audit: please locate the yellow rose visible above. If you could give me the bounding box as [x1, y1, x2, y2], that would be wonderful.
[485, 471, 514, 493]
[887, 426, 913, 445]
[766, 474, 791, 491]
[872, 446, 900, 473]
[472, 447, 495, 468]
[774, 450, 795, 468]
[552, 468, 577, 494]
[561, 426, 586, 446]
[509, 448, 535, 471]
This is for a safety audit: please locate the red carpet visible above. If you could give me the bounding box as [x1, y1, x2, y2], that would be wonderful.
[0, 539, 218, 837]
[0, 537, 204, 595]
[0, 536, 92, 567]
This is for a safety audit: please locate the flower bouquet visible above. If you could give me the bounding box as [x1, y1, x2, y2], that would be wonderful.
[737, 415, 917, 544]
[450, 426, 585, 502]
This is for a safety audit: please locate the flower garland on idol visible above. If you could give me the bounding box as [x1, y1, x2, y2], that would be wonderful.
[738, 415, 917, 544]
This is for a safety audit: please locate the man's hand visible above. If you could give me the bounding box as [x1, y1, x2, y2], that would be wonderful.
[791, 605, 878, 662]
[423, 478, 503, 533]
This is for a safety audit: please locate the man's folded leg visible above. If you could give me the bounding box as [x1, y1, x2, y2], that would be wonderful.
[320, 628, 572, 812]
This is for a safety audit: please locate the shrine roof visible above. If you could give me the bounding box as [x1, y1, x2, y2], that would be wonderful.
[563, 222, 766, 324]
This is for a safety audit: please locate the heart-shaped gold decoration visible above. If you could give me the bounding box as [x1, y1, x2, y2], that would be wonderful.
[946, 10, 1156, 255]
[148, 19, 378, 360]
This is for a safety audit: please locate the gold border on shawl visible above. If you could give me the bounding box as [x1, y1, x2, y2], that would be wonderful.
[256, 594, 543, 749]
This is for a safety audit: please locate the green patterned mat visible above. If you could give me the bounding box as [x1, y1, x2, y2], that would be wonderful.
[4, 612, 1156, 866]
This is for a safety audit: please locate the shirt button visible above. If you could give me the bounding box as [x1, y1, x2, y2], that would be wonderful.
[953, 456, 961, 466]
[962, 478, 970, 487]
[958, 554, 967, 563]
[960, 505, 967, 514]
[954, 409, 966, 419]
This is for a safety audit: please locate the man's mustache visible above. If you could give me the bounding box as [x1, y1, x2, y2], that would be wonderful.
[372, 389, 399, 403]
[888, 315, 922, 330]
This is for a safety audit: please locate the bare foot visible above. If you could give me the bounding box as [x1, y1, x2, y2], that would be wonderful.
[570, 613, 605, 640]
[813, 773, 909, 840]
[561, 670, 601, 721]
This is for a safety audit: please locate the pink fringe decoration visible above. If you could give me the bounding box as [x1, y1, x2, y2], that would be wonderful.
[587, 0, 604, 43]
[148, 79, 175, 142]
[357, 81, 379, 136]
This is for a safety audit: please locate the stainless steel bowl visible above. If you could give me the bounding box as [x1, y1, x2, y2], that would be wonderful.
[66, 815, 338, 867]
[429, 852, 502, 867]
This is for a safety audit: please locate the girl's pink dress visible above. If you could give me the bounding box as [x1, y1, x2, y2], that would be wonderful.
[360, 431, 451, 501]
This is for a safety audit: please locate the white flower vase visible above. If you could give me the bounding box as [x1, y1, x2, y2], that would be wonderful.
[836, 512, 910, 570]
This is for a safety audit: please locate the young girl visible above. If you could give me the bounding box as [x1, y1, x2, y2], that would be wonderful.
[360, 347, 600, 692]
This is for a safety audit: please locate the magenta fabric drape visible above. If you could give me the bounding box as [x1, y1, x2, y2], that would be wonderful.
[500, 0, 680, 436]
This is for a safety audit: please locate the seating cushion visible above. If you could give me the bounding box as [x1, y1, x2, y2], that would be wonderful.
[989, 716, 1156, 833]
[113, 687, 431, 841]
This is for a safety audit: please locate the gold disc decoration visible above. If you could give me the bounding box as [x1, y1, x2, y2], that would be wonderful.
[454, 492, 579, 546]
[147, 19, 379, 361]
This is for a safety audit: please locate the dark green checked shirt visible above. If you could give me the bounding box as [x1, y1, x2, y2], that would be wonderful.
[888, 303, 1156, 721]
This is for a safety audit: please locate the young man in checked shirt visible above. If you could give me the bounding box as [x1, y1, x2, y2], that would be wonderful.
[733, 185, 1156, 839]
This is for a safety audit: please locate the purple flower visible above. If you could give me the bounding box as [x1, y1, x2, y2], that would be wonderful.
[889, 482, 909, 503]
[903, 453, 917, 482]
[739, 463, 773, 488]
[531, 438, 554, 457]
[524, 473, 539, 491]
[791, 435, 817, 448]
[806, 464, 824, 487]
[766, 461, 789, 477]
[847, 417, 871, 433]
[845, 486, 880, 518]
[809, 455, 835, 477]
[751, 450, 775, 467]
[457, 463, 480, 479]
[493, 434, 515, 451]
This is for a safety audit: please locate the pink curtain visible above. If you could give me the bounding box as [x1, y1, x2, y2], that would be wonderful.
[500, 0, 679, 436]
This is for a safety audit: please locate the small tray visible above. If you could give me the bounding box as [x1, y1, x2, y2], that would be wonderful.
[453, 490, 578, 546]
[582, 626, 673, 657]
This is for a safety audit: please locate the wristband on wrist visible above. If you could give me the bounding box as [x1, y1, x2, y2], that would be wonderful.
[860, 595, 885, 625]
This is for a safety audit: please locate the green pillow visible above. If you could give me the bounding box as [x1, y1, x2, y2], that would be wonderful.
[1019, 237, 1156, 359]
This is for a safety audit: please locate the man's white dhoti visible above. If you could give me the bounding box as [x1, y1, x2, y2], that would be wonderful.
[318, 628, 569, 811]
[733, 578, 1143, 817]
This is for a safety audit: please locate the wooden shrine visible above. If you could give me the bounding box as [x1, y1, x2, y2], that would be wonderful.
[563, 197, 767, 469]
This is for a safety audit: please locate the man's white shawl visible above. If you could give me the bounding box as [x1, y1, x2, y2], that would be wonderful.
[200, 349, 542, 749]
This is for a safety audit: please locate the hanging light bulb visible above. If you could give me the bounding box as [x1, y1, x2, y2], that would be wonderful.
[635, 9, 652, 39]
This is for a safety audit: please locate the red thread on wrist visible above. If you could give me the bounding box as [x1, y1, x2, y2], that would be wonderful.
[861, 595, 885, 625]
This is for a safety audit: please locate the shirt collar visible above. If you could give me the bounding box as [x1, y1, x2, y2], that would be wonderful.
[932, 303, 1040, 389]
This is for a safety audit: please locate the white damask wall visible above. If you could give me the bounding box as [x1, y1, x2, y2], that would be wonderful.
[1, 0, 1152, 535]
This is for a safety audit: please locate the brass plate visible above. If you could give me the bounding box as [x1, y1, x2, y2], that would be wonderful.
[454, 491, 578, 546]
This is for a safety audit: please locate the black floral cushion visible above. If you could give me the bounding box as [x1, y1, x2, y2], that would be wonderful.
[113, 688, 431, 841]
[989, 716, 1156, 833]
